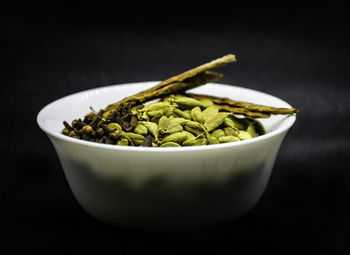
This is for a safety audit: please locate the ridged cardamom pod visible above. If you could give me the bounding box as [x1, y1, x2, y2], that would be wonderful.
[224, 127, 239, 137]
[218, 136, 240, 143]
[204, 112, 232, 132]
[134, 124, 148, 136]
[201, 106, 219, 123]
[191, 106, 203, 124]
[160, 142, 181, 147]
[160, 131, 188, 144]
[238, 130, 252, 140]
[141, 121, 159, 141]
[173, 97, 204, 109]
[211, 129, 225, 139]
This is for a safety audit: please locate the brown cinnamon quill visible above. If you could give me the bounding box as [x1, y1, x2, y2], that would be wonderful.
[103, 54, 298, 119]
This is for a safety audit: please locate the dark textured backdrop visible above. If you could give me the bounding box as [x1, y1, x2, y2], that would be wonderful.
[1, 5, 350, 254]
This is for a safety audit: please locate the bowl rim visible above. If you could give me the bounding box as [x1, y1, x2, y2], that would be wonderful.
[37, 82, 296, 153]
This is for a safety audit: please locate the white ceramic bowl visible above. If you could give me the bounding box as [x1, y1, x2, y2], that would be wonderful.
[37, 82, 296, 230]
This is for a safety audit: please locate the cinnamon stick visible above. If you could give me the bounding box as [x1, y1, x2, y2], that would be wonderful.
[103, 54, 298, 119]
[186, 92, 299, 116]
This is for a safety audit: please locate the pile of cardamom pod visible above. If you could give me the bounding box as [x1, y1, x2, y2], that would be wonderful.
[62, 94, 265, 147]
[61, 54, 298, 147]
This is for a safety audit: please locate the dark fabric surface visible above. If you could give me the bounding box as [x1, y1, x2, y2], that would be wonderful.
[1, 6, 350, 254]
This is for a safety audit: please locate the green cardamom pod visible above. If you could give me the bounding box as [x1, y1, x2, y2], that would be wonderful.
[117, 138, 129, 146]
[184, 120, 205, 135]
[231, 115, 250, 129]
[174, 109, 192, 120]
[120, 131, 145, 140]
[158, 116, 170, 132]
[120, 131, 145, 146]
[246, 122, 258, 138]
[147, 110, 163, 117]
[160, 131, 188, 144]
[184, 126, 203, 136]
[191, 106, 203, 123]
[224, 127, 239, 137]
[133, 139, 146, 146]
[183, 130, 196, 140]
[107, 123, 122, 132]
[200, 99, 214, 108]
[169, 117, 188, 125]
[163, 106, 175, 117]
[201, 106, 219, 123]
[183, 137, 208, 146]
[238, 130, 252, 140]
[218, 136, 240, 143]
[160, 142, 181, 147]
[140, 111, 150, 121]
[134, 124, 148, 136]
[164, 123, 183, 134]
[185, 120, 204, 130]
[159, 116, 186, 134]
[182, 138, 198, 146]
[131, 104, 144, 115]
[211, 129, 225, 139]
[204, 112, 232, 132]
[206, 133, 219, 144]
[173, 97, 204, 109]
[223, 117, 236, 129]
[143, 101, 171, 112]
[141, 121, 159, 141]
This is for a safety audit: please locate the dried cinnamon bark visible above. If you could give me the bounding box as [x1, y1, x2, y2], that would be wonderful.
[217, 105, 271, 118]
[105, 54, 236, 112]
[186, 92, 299, 117]
[139, 54, 236, 95]
[105, 70, 223, 112]
[103, 54, 298, 119]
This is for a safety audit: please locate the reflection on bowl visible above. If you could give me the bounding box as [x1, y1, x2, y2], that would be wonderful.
[37, 82, 296, 230]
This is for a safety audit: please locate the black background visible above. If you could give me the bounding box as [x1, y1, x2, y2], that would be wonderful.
[1, 4, 350, 254]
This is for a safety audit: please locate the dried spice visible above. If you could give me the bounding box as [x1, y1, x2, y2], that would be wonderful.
[142, 135, 153, 147]
[62, 54, 298, 146]
[185, 92, 299, 118]
[160, 142, 181, 147]
[104, 54, 237, 115]
[62, 93, 270, 146]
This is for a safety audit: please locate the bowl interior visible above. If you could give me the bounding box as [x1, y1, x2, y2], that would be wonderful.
[37, 82, 295, 148]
